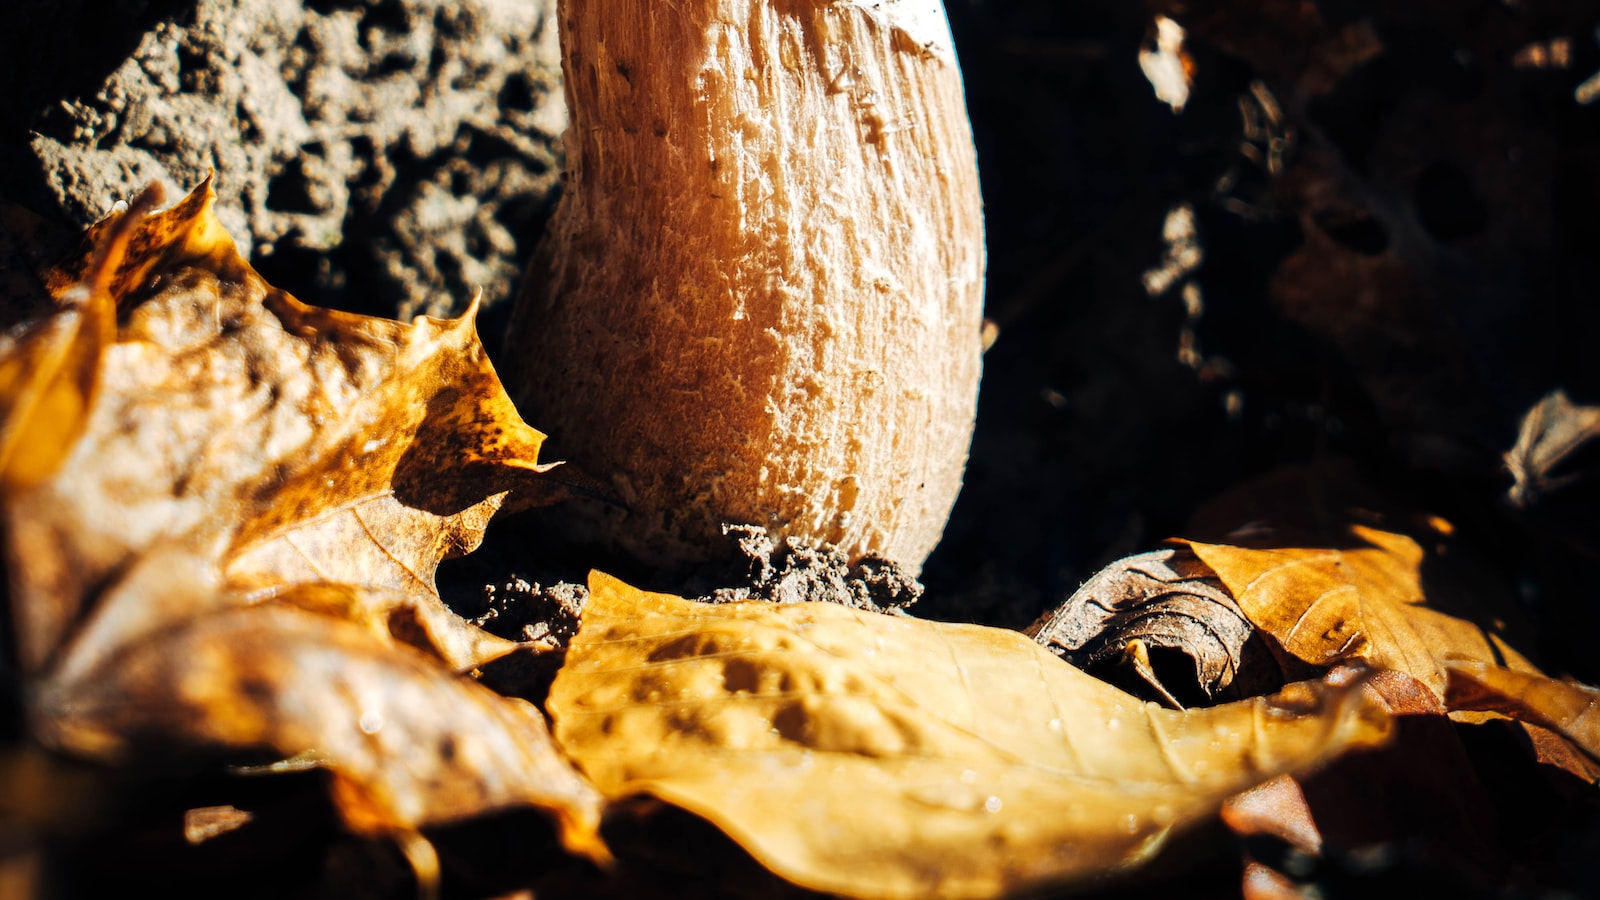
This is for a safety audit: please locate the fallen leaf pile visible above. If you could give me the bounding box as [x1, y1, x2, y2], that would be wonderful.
[0, 181, 607, 877]
[1178, 462, 1550, 712]
[1033, 460, 1600, 891]
[0, 184, 1592, 898]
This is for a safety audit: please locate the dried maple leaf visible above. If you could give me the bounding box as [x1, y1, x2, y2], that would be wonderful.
[548, 572, 1392, 900]
[1, 180, 605, 862]
[0, 189, 140, 494]
[8, 179, 579, 676]
[1181, 525, 1533, 701]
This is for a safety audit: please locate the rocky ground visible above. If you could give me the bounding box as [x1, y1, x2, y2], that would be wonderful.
[3, 0, 567, 328]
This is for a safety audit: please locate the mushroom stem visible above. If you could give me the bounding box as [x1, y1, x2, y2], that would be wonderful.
[506, 0, 985, 574]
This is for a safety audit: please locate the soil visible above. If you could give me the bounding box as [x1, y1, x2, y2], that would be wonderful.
[4, 0, 1600, 897]
[3, 0, 566, 327]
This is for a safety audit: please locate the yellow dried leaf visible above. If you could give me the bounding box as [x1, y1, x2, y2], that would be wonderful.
[219, 287, 562, 598]
[2, 180, 605, 861]
[270, 581, 526, 673]
[5, 178, 563, 675]
[550, 573, 1392, 900]
[42, 177, 253, 304]
[35, 602, 605, 857]
[1179, 462, 1537, 702]
[1185, 526, 1535, 699]
[0, 187, 159, 492]
[1445, 662, 1600, 764]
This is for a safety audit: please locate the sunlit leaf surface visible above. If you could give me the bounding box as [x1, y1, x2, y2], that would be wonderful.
[1, 180, 604, 857]
[550, 573, 1392, 899]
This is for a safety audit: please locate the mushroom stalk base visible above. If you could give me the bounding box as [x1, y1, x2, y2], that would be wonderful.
[507, 0, 985, 574]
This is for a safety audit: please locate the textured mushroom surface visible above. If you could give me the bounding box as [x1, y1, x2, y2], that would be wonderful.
[508, 0, 986, 572]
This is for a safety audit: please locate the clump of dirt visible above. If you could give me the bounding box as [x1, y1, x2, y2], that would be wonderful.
[469, 575, 588, 645]
[697, 525, 923, 613]
[457, 524, 922, 654]
[461, 524, 921, 711]
[10, 0, 566, 325]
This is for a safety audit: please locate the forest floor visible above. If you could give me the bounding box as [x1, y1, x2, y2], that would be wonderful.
[3, 0, 1599, 897]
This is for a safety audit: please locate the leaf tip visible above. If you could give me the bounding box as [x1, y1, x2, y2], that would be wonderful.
[585, 569, 626, 598]
[81, 182, 167, 305]
[555, 809, 615, 869]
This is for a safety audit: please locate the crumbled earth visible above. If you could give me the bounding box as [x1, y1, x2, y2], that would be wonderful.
[452, 524, 922, 653]
[468, 575, 588, 646]
[3, 0, 565, 327]
[694, 525, 923, 612]
[456, 524, 923, 713]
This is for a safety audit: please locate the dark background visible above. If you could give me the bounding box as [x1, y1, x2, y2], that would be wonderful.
[921, 0, 1600, 675]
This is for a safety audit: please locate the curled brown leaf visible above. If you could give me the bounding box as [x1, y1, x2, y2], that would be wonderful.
[1028, 545, 1285, 705]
